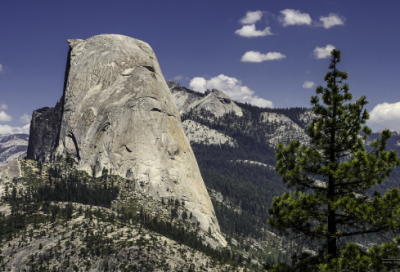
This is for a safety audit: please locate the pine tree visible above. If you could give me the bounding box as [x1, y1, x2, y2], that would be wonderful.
[267, 49, 400, 271]
[101, 167, 108, 179]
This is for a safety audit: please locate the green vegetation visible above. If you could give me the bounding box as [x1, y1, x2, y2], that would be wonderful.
[36, 175, 119, 208]
[0, 157, 263, 271]
[268, 49, 400, 271]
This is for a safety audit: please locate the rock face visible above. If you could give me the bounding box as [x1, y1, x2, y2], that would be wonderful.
[0, 134, 29, 166]
[27, 34, 225, 245]
[298, 110, 317, 128]
[27, 100, 63, 162]
[260, 112, 310, 147]
[168, 81, 243, 117]
[182, 120, 237, 147]
[0, 160, 21, 182]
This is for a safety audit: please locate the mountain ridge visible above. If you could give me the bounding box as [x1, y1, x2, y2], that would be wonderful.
[1, 77, 400, 270]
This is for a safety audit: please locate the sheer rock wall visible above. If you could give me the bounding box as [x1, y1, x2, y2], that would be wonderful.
[27, 101, 63, 162]
[27, 34, 225, 246]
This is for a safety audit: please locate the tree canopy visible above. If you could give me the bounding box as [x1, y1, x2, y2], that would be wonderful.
[267, 49, 400, 271]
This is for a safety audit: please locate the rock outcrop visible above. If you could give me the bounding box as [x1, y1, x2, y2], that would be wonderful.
[0, 159, 21, 183]
[27, 34, 225, 246]
[27, 100, 63, 162]
[298, 109, 317, 128]
[0, 134, 29, 166]
[168, 81, 243, 117]
[260, 112, 310, 147]
[182, 120, 237, 147]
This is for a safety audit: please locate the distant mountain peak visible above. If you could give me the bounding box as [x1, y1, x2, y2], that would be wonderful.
[0, 134, 29, 166]
[168, 82, 243, 117]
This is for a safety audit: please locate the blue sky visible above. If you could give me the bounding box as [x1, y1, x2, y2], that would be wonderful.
[1, 0, 400, 134]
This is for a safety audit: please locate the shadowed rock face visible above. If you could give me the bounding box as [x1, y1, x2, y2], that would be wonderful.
[27, 100, 63, 162]
[42, 34, 225, 245]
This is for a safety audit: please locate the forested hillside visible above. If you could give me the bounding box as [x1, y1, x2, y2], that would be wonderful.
[0, 156, 271, 271]
[1, 84, 400, 269]
[179, 95, 400, 265]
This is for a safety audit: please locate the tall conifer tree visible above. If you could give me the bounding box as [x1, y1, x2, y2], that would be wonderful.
[267, 49, 400, 271]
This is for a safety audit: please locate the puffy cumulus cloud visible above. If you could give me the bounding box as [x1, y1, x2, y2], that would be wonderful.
[239, 10, 263, 24]
[279, 9, 312, 26]
[173, 75, 184, 80]
[302, 81, 315, 89]
[320, 13, 345, 29]
[0, 124, 30, 135]
[0, 111, 12, 122]
[19, 114, 31, 124]
[235, 25, 273, 37]
[189, 77, 207, 93]
[368, 102, 400, 131]
[241, 51, 286, 62]
[189, 74, 273, 108]
[0, 104, 7, 110]
[313, 44, 335, 59]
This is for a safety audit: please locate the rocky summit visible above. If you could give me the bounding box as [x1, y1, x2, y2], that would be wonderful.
[27, 34, 225, 246]
[168, 81, 243, 117]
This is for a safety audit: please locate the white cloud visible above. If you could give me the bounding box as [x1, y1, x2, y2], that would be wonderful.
[0, 111, 12, 122]
[173, 75, 184, 80]
[279, 9, 312, 26]
[189, 74, 273, 108]
[0, 64, 3, 73]
[189, 77, 207, 92]
[235, 24, 273, 37]
[19, 114, 31, 124]
[239, 11, 263, 24]
[0, 104, 7, 110]
[320, 13, 345, 29]
[0, 124, 30, 135]
[302, 81, 315, 89]
[241, 51, 286, 62]
[368, 102, 400, 131]
[313, 44, 336, 59]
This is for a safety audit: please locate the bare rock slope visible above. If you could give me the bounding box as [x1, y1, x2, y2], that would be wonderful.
[182, 120, 237, 147]
[260, 112, 310, 147]
[28, 34, 225, 245]
[0, 134, 29, 166]
[168, 81, 243, 117]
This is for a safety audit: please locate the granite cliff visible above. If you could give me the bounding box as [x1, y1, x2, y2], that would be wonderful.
[27, 100, 63, 162]
[27, 34, 225, 245]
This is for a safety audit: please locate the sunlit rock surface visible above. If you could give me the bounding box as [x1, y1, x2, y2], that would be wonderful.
[182, 120, 237, 147]
[260, 112, 310, 147]
[168, 81, 243, 117]
[28, 34, 225, 246]
[0, 134, 28, 166]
